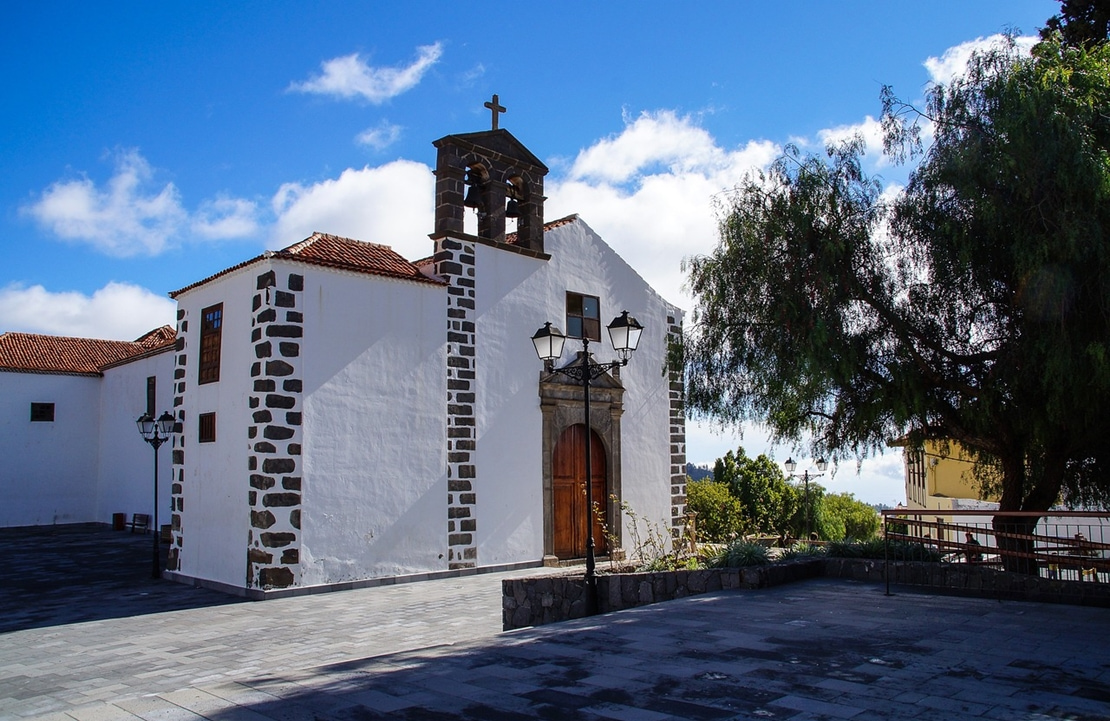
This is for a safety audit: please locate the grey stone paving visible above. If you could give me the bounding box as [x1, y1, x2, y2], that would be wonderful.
[2, 527, 1110, 720]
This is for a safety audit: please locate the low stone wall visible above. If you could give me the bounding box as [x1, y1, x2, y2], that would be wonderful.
[502, 559, 823, 630]
[503, 557, 1110, 630]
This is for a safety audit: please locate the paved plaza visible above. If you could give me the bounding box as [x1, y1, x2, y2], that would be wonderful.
[1, 526, 1109, 720]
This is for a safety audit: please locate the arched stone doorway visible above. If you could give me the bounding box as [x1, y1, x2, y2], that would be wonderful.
[552, 425, 607, 558]
[539, 352, 624, 561]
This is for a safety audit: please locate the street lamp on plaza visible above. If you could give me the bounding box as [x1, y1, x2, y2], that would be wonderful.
[784, 457, 828, 540]
[136, 411, 175, 579]
[531, 310, 644, 614]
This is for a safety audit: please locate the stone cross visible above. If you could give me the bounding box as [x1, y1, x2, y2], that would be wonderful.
[484, 94, 506, 130]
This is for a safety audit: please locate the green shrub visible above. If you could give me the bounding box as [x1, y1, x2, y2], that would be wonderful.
[825, 538, 943, 562]
[711, 539, 771, 567]
[780, 541, 826, 560]
[817, 493, 881, 541]
[685, 479, 745, 542]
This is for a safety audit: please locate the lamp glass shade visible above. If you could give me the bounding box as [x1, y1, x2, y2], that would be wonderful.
[607, 311, 644, 353]
[531, 322, 566, 362]
[783, 458, 797, 474]
[136, 413, 155, 439]
[816, 458, 828, 472]
[156, 411, 176, 436]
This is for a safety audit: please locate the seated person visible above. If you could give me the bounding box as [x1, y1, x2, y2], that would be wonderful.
[965, 531, 982, 563]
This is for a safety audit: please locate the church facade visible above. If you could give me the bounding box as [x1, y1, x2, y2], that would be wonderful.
[1, 122, 686, 597]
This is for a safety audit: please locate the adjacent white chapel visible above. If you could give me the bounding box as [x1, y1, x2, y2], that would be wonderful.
[0, 112, 687, 597]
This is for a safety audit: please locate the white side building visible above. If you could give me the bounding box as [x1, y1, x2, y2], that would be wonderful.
[0, 329, 176, 528]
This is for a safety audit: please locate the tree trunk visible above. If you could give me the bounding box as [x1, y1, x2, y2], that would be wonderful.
[994, 449, 1066, 575]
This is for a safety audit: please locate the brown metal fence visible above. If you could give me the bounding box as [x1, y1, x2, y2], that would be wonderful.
[881, 509, 1110, 595]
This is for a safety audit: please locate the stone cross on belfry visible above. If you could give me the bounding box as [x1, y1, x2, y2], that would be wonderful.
[484, 94, 506, 130]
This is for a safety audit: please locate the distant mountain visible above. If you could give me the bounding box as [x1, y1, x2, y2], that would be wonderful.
[686, 463, 714, 482]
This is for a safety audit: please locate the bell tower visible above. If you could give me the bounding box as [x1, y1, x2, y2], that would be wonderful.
[432, 95, 548, 254]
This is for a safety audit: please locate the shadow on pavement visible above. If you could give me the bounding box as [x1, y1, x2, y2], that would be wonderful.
[0, 523, 245, 633]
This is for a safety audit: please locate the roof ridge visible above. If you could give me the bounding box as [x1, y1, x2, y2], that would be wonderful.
[317, 232, 398, 252]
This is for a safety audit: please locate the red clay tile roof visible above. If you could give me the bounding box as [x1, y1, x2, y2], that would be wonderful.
[0, 326, 177, 376]
[505, 214, 578, 245]
[171, 232, 444, 298]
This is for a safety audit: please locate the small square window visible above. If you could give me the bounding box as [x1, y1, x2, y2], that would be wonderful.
[566, 292, 600, 341]
[199, 412, 216, 443]
[30, 403, 55, 422]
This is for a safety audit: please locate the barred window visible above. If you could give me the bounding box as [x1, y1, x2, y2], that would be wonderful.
[199, 412, 216, 443]
[30, 402, 55, 422]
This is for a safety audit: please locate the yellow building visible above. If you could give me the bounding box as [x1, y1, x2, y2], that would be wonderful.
[899, 439, 999, 511]
[892, 439, 998, 547]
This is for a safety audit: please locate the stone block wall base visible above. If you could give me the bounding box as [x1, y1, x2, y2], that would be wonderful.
[503, 557, 1110, 631]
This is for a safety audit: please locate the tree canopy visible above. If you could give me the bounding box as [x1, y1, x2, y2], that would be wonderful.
[1041, 0, 1110, 48]
[684, 34, 1110, 520]
[713, 447, 797, 536]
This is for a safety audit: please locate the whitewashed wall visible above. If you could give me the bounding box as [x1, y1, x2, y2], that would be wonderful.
[0, 372, 102, 526]
[474, 218, 679, 564]
[96, 350, 176, 525]
[175, 267, 258, 588]
[298, 266, 448, 584]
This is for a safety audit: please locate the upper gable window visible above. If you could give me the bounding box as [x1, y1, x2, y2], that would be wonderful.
[30, 403, 55, 422]
[566, 292, 600, 342]
[199, 303, 223, 385]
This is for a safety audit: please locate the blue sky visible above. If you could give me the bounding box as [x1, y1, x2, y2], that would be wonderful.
[2, 1, 1060, 503]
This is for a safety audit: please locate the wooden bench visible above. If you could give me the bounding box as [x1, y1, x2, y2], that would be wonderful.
[129, 513, 150, 534]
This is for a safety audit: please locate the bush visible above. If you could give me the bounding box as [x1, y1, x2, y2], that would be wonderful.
[686, 479, 745, 542]
[817, 493, 880, 541]
[711, 539, 770, 567]
[780, 541, 826, 560]
[825, 538, 942, 562]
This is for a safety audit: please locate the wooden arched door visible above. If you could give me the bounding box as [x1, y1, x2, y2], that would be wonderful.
[552, 424, 607, 559]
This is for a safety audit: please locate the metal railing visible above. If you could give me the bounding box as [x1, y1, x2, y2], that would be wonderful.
[880, 509, 1110, 596]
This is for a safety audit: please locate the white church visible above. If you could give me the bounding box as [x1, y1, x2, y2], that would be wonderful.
[0, 117, 687, 597]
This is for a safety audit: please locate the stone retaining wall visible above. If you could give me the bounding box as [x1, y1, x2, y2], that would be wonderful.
[503, 560, 823, 630]
[503, 558, 1110, 630]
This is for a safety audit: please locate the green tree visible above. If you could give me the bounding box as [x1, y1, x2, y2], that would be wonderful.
[684, 36, 1110, 573]
[788, 480, 824, 541]
[685, 478, 744, 542]
[816, 493, 880, 541]
[1042, 0, 1110, 48]
[713, 447, 796, 536]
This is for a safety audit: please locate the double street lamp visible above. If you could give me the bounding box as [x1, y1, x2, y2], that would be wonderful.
[532, 310, 644, 614]
[136, 411, 175, 579]
[784, 457, 827, 540]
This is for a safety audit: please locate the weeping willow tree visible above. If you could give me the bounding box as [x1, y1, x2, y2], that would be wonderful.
[684, 35, 1110, 572]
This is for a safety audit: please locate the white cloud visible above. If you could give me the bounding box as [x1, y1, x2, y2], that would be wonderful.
[924, 34, 1037, 86]
[569, 110, 727, 184]
[270, 160, 435, 260]
[0, 281, 176, 340]
[289, 43, 443, 103]
[546, 111, 779, 308]
[817, 115, 887, 166]
[356, 121, 404, 151]
[192, 196, 260, 239]
[24, 150, 260, 256]
[23, 150, 186, 257]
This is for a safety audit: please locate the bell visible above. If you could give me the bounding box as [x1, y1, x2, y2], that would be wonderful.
[463, 185, 482, 209]
[505, 198, 520, 218]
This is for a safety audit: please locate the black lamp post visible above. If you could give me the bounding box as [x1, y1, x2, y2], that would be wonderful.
[784, 457, 827, 540]
[136, 411, 175, 579]
[532, 310, 644, 614]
